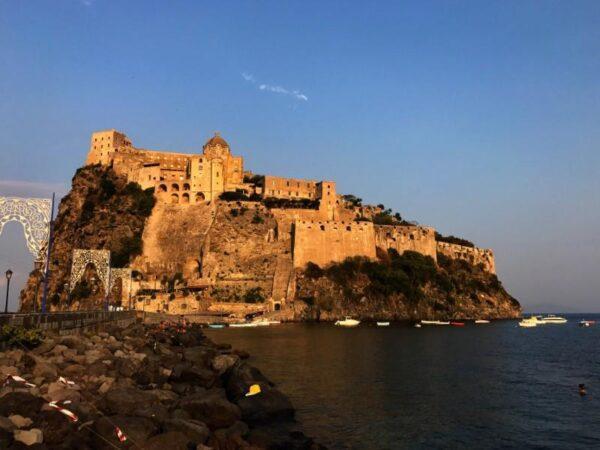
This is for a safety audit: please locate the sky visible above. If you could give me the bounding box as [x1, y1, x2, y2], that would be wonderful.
[0, 0, 599, 312]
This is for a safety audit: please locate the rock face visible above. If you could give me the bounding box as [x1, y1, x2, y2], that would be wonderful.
[0, 322, 322, 449]
[296, 251, 521, 321]
[19, 165, 155, 311]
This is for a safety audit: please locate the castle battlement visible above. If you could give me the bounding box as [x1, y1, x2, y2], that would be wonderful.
[436, 241, 496, 273]
[374, 224, 437, 260]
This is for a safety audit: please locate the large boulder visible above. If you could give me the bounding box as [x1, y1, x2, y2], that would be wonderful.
[170, 363, 216, 388]
[94, 415, 158, 446]
[178, 391, 241, 430]
[237, 388, 295, 425]
[226, 362, 272, 401]
[35, 410, 74, 445]
[183, 346, 216, 368]
[162, 418, 210, 444]
[212, 354, 239, 376]
[101, 387, 158, 416]
[142, 431, 193, 450]
[0, 392, 44, 417]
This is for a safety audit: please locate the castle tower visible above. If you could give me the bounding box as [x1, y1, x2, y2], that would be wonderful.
[86, 129, 132, 166]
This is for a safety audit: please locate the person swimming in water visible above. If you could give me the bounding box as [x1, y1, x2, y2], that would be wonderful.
[579, 384, 587, 396]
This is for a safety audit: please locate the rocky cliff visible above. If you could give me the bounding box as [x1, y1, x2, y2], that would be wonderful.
[295, 250, 521, 321]
[20, 166, 155, 311]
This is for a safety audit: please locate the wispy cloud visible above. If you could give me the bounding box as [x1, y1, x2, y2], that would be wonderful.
[242, 72, 308, 102]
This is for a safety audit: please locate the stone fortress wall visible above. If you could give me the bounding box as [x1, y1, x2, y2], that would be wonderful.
[436, 241, 496, 274]
[292, 220, 376, 268]
[374, 225, 437, 261]
[84, 128, 497, 310]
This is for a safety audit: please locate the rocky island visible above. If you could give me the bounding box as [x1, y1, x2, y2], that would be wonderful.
[19, 129, 520, 320]
[0, 321, 321, 449]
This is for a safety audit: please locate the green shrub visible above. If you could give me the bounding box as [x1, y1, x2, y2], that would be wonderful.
[305, 262, 324, 279]
[243, 287, 264, 303]
[435, 232, 475, 248]
[100, 177, 117, 200]
[251, 212, 264, 224]
[0, 325, 44, 349]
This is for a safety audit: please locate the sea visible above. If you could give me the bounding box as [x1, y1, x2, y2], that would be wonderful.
[206, 314, 600, 449]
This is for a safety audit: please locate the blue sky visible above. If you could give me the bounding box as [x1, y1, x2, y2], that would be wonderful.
[1, 0, 599, 312]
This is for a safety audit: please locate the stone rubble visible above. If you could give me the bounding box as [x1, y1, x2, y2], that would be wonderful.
[0, 322, 324, 449]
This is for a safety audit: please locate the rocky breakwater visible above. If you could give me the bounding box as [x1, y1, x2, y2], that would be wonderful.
[0, 323, 322, 449]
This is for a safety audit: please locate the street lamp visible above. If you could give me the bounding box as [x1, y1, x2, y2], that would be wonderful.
[4, 269, 13, 314]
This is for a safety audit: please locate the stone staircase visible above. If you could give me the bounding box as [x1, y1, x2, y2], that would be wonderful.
[271, 254, 294, 302]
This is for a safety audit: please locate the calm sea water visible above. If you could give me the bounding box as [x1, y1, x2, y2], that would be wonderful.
[206, 315, 600, 449]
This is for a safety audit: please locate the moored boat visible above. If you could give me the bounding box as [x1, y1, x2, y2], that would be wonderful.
[540, 315, 567, 324]
[335, 317, 360, 327]
[421, 320, 450, 326]
[376, 322, 390, 327]
[414, 323, 422, 328]
[450, 322, 465, 327]
[579, 320, 596, 327]
[229, 322, 259, 328]
[518, 316, 539, 328]
[475, 319, 490, 324]
[208, 323, 226, 329]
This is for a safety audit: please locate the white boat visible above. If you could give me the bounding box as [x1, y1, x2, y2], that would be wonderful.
[335, 317, 360, 327]
[421, 320, 450, 326]
[518, 316, 539, 328]
[414, 323, 422, 328]
[229, 322, 259, 328]
[376, 322, 390, 327]
[475, 319, 490, 324]
[580, 320, 596, 327]
[208, 323, 226, 329]
[540, 315, 567, 324]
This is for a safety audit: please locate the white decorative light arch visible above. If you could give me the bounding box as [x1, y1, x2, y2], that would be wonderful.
[69, 249, 111, 293]
[0, 197, 52, 261]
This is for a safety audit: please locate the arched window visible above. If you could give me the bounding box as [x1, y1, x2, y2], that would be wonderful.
[183, 183, 190, 191]
[171, 193, 179, 204]
[195, 192, 206, 203]
[171, 183, 180, 191]
[182, 193, 190, 204]
[320, 225, 325, 231]
[158, 184, 167, 193]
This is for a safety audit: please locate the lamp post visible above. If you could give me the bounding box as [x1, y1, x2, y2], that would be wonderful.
[4, 269, 13, 314]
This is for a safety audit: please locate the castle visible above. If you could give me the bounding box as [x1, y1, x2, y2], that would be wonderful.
[85, 129, 496, 310]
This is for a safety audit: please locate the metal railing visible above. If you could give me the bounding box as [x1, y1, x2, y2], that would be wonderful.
[0, 310, 137, 332]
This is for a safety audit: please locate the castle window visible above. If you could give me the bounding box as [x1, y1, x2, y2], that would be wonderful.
[320, 225, 325, 231]
[346, 226, 351, 231]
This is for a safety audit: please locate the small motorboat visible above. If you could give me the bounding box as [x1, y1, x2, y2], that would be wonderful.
[579, 320, 596, 327]
[518, 316, 538, 328]
[421, 320, 450, 326]
[376, 322, 390, 327]
[208, 323, 226, 329]
[229, 322, 259, 328]
[414, 323, 422, 328]
[475, 319, 490, 324]
[335, 317, 360, 327]
[450, 322, 465, 327]
[540, 315, 567, 324]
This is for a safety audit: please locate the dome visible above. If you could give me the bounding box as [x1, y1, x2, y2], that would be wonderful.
[203, 132, 229, 149]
